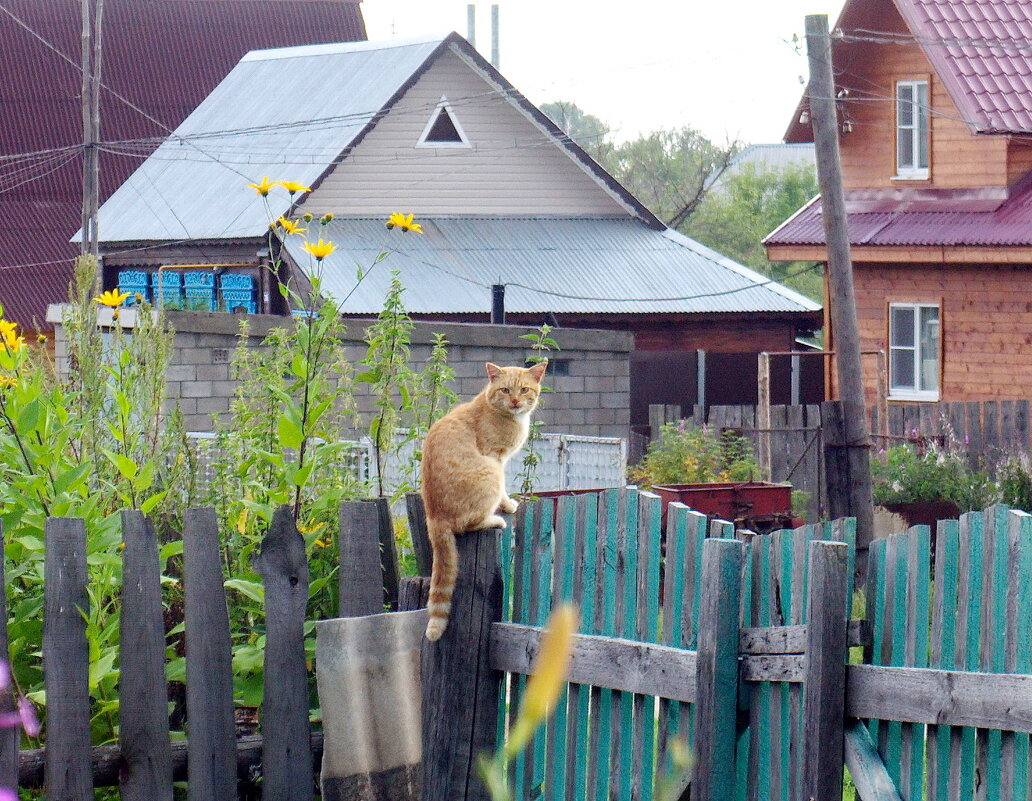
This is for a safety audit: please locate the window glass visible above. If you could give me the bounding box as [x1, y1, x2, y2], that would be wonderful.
[891, 306, 915, 347]
[889, 302, 939, 397]
[919, 306, 939, 392]
[896, 80, 929, 176]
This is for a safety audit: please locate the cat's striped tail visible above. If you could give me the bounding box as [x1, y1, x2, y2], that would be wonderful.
[424, 518, 459, 641]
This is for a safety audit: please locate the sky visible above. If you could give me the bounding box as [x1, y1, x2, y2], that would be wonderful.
[361, 0, 847, 147]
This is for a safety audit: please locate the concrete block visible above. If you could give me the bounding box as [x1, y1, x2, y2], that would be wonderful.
[178, 347, 211, 365]
[211, 380, 238, 399]
[196, 364, 230, 382]
[181, 381, 213, 399]
[196, 396, 230, 415]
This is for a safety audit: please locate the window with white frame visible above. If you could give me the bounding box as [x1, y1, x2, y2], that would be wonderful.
[896, 80, 929, 178]
[889, 302, 940, 399]
[416, 96, 471, 148]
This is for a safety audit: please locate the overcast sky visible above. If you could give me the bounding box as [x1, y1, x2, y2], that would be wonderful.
[361, 0, 846, 147]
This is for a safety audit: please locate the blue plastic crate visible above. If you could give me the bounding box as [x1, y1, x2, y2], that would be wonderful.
[220, 273, 255, 291]
[117, 271, 150, 306]
[221, 289, 256, 314]
[184, 287, 216, 312]
[153, 272, 183, 308]
[184, 271, 215, 288]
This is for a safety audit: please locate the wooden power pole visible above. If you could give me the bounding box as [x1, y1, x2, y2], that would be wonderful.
[80, 0, 104, 266]
[805, 14, 874, 584]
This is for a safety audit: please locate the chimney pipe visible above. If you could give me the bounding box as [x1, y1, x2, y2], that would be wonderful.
[491, 5, 499, 68]
[491, 284, 505, 325]
[467, 4, 476, 47]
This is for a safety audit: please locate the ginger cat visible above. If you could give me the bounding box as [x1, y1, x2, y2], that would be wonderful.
[420, 360, 548, 641]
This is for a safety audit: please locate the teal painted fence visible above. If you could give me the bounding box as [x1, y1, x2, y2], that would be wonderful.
[497, 488, 855, 800]
[866, 505, 1032, 800]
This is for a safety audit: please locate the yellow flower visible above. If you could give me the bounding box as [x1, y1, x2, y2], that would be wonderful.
[248, 176, 276, 196]
[0, 374, 16, 388]
[319, 213, 334, 226]
[302, 238, 336, 261]
[0, 321, 24, 353]
[36, 334, 47, 344]
[302, 212, 313, 223]
[314, 539, 328, 549]
[276, 216, 307, 235]
[504, 604, 577, 757]
[278, 180, 312, 195]
[93, 289, 131, 308]
[386, 212, 423, 234]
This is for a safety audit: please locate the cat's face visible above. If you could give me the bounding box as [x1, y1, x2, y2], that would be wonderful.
[484, 361, 548, 417]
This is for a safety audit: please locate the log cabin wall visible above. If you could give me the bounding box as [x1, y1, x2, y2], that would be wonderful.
[853, 261, 1032, 402]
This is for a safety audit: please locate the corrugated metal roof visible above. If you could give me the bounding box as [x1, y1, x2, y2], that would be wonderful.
[283, 217, 821, 315]
[765, 176, 1032, 247]
[95, 36, 443, 243]
[0, 0, 366, 328]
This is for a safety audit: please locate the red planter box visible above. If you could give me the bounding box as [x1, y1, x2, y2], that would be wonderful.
[652, 481, 798, 534]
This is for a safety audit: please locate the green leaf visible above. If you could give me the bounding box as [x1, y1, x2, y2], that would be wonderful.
[277, 414, 303, 450]
[140, 489, 168, 515]
[224, 579, 265, 604]
[159, 540, 184, 561]
[53, 461, 92, 495]
[16, 398, 40, 432]
[103, 449, 138, 481]
[88, 650, 118, 691]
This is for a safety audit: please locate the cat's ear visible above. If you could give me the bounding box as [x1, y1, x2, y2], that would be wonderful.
[486, 362, 503, 381]
[527, 360, 548, 382]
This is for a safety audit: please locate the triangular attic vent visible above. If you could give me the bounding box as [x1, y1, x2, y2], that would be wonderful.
[417, 96, 470, 148]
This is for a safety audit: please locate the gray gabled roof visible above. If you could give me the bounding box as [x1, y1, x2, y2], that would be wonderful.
[93, 33, 661, 243]
[282, 217, 821, 315]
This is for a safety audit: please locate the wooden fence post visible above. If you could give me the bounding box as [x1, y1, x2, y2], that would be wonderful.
[44, 517, 93, 801]
[183, 508, 237, 801]
[0, 523, 16, 793]
[254, 506, 313, 801]
[693, 537, 744, 801]
[405, 493, 433, 577]
[420, 528, 502, 801]
[119, 511, 173, 801]
[339, 501, 385, 617]
[374, 497, 401, 611]
[802, 540, 849, 801]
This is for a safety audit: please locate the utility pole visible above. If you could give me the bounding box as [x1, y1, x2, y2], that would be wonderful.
[805, 14, 874, 584]
[80, 0, 104, 270]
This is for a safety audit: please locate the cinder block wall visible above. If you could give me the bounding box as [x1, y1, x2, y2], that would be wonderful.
[51, 307, 632, 439]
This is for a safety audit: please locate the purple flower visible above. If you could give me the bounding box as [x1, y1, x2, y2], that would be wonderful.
[0, 786, 17, 801]
[0, 661, 8, 691]
[17, 697, 39, 738]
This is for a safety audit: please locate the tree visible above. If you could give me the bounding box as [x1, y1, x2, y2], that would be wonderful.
[683, 161, 822, 301]
[539, 101, 613, 161]
[606, 127, 739, 229]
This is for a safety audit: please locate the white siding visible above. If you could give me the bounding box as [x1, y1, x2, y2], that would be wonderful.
[304, 49, 630, 216]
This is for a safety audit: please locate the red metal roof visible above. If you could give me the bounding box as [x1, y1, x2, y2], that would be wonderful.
[900, 0, 1032, 133]
[765, 176, 1032, 248]
[0, 0, 365, 329]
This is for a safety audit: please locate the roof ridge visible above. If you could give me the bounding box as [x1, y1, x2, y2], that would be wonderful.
[241, 33, 450, 63]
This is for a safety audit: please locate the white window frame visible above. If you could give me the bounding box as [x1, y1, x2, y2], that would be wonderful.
[416, 95, 471, 149]
[888, 301, 940, 401]
[895, 79, 930, 180]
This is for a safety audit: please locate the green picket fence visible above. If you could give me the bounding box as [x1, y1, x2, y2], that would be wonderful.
[866, 505, 1032, 800]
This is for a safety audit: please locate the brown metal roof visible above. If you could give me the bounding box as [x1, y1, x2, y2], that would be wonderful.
[0, 0, 365, 329]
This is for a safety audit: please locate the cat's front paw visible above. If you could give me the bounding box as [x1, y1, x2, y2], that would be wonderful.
[498, 496, 519, 514]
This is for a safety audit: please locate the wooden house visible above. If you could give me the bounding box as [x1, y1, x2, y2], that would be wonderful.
[766, 0, 1032, 403]
[93, 33, 822, 429]
[0, 0, 366, 333]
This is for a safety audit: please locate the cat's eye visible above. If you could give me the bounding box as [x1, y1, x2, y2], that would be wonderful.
[501, 388, 510, 394]
[520, 388, 529, 394]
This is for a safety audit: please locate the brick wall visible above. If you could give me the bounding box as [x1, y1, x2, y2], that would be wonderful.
[50, 306, 633, 439]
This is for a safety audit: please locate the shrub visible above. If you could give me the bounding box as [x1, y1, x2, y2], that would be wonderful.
[870, 443, 998, 511]
[629, 421, 759, 488]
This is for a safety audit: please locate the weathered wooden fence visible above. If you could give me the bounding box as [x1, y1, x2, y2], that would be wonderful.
[1, 500, 402, 799]
[422, 489, 1032, 801]
[647, 399, 1032, 523]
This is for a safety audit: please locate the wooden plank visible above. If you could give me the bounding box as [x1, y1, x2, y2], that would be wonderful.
[183, 507, 237, 801]
[739, 655, 805, 683]
[590, 490, 618, 801]
[547, 496, 575, 799]
[980, 506, 1008, 801]
[528, 498, 554, 799]
[404, 492, 432, 577]
[1008, 511, 1032, 800]
[0, 522, 17, 793]
[398, 576, 430, 610]
[374, 497, 400, 611]
[693, 538, 744, 801]
[1015, 400, 1030, 453]
[338, 501, 383, 617]
[843, 720, 905, 801]
[119, 511, 174, 801]
[966, 402, 983, 469]
[985, 402, 1000, 469]
[616, 489, 639, 801]
[254, 506, 313, 801]
[43, 517, 93, 801]
[18, 732, 328, 789]
[568, 494, 595, 801]
[954, 511, 984, 800]
[657, 501, 687, 784]
[901, 527, 930, 801]
[634, 492, 661, 801]
[845, 664, 1032, 732]
[801, 541, 849, 801]
[927, 519, 960, 801]
[420, 526, 502, 801]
